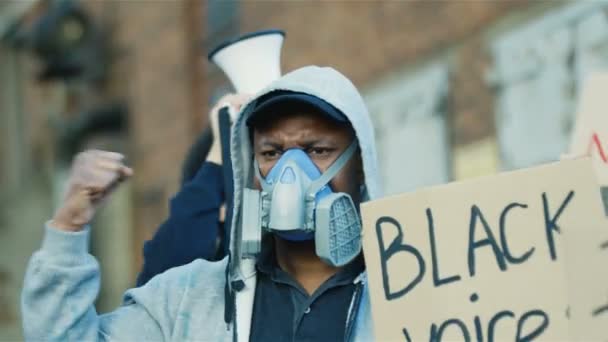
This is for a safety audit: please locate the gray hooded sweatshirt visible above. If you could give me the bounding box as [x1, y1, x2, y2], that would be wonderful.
[21, 66, 382, 341]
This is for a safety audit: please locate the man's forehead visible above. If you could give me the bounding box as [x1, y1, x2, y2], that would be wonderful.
[252, 110, 352, 135]
[252, 113, 355, 148]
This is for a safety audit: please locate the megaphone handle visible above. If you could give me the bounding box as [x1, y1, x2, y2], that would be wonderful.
[219, 106, 234, 256]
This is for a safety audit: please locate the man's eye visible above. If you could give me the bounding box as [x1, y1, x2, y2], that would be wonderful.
[261, 150, 281, 158]
[308, 147, 333, 156]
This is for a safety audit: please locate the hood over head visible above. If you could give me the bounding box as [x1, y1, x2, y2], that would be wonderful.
[228, 65, 382, 279]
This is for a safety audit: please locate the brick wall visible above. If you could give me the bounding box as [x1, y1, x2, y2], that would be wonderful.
[3, 0, 209, 283]
[41, 0, 210, 272]
[105, 0, 207, 269]
[234, 1, 558, 146]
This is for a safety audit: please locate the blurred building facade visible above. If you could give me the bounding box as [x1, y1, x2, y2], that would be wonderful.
[0, 0, 207, 338]
[2, 0, 608, 339]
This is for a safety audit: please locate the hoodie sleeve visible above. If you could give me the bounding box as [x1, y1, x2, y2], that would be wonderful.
[21, 224, 187, 341]
[136, 161, 224, 286]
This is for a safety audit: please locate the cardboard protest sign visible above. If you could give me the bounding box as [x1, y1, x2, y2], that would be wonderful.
[569, 73, 608, 187]
[361, 158, 608, 341]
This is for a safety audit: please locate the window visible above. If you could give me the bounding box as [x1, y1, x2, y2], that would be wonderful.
[365, 63, 450, 195]
[490, 1, 608, 170]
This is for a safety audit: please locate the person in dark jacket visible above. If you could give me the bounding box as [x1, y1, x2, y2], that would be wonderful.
[180, 128, 214, 185]
[136, 94, 250, 286]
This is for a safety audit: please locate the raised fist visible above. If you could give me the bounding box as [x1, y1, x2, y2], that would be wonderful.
[51, 150, 133, 232]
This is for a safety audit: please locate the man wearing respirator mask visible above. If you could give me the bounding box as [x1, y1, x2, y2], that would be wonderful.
[21, 66, 382, 341]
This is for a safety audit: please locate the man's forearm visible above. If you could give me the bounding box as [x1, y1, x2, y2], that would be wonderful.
[22, 224, 101, 341]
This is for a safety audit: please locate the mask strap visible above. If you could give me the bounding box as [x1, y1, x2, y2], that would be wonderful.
[307, 140, 358, 196]
[253, 159, 273, 193]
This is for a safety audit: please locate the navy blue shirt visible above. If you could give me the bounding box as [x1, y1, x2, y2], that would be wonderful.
[136, 162, 225, 286]
[249, 240, 364, 342]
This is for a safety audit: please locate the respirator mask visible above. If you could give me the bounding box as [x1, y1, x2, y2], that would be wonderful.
[241, 140, 363, 267]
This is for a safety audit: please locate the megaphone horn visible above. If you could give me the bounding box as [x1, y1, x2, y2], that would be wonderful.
[206, 30, 286, 264]
[208, 29, 285, 94]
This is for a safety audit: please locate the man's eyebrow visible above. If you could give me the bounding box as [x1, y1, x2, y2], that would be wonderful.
[256, 141, 283, 150]
[297, 138, 338, 147]
[305, 138, 339, 146]
[255, 137, 340, 150]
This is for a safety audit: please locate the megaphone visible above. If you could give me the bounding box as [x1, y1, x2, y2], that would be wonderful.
[208, 31, 286, 329]
[208, 29, 285, 94]
[207, 29, 286, 265]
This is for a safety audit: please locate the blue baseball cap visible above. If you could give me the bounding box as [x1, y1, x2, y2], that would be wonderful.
[247, 91, 348, 127]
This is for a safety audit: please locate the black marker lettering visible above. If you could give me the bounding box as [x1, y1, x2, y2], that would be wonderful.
[487, 310, 515, 342]
[543, 191, 574, 261]
[592, 304, 608, 317]
[468, 205, 507, 277]
[500, 203, 534, 264]
[515, 310, 549, 342]
[473, 314, 483, 342]
[469, 293, 483, 342]
[430, 319, 471, 342]
[376, 216, 425, 300]
[427, 208, 461, 287]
